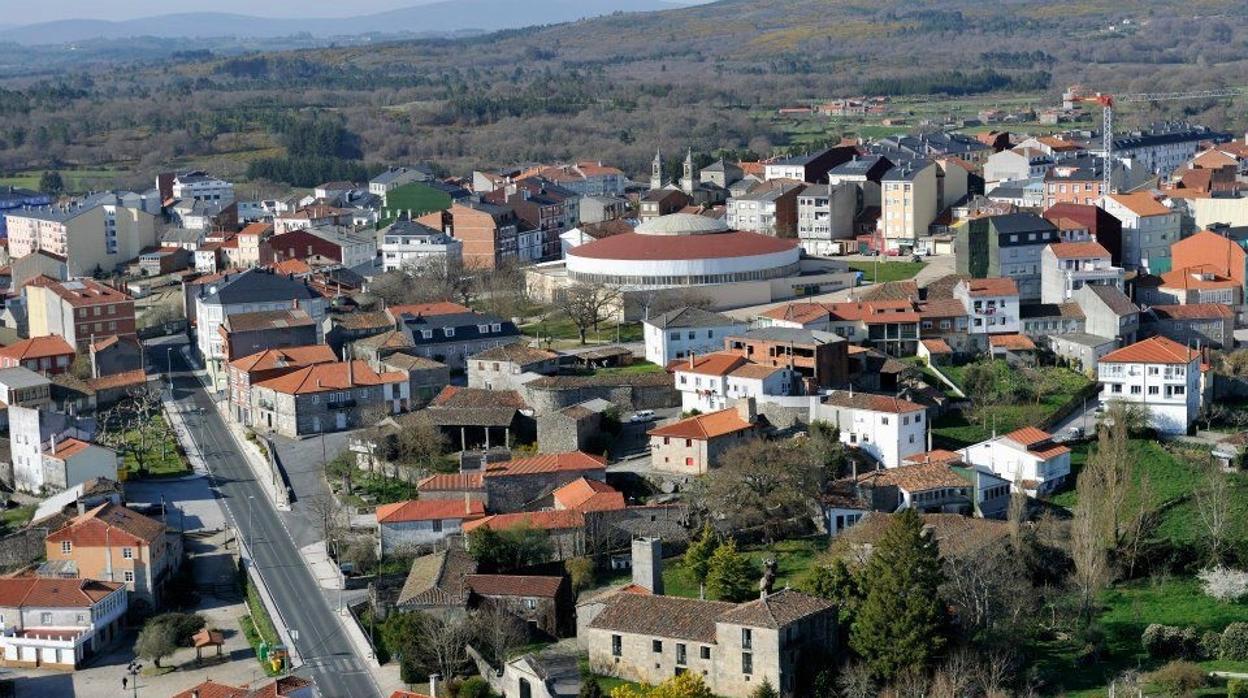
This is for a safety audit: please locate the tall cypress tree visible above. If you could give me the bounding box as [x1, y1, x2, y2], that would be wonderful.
[849, 509, 947, 680]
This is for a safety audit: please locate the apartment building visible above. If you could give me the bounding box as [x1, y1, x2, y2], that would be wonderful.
[5, 192, 160, 276]
[24, 278, 135, 349]
[879, 161, 938, 254]
[417, 200, 522, 270]
[796, 182, 858, 255]
[952, 277, 1021, 341]
[1100, 192, 1180, 273]
[726, 180, 806, 236]
[1097, 336, 1202, 435]
[378, 219, 463, 272]
[1040, 240, 1124, 304]
[954, 213, 1060, 301]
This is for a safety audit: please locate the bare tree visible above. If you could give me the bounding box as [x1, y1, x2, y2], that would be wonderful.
[471, 603, 529, 668]
[1069, 485, 1111, 622]
[306, 493, 345, 545]
[422, 613, 475, 683]
[553, 282, 620, 345]
[1194, 459, 1232, 564]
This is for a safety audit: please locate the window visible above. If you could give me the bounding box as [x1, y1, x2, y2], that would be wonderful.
[742, 652, 753, 675]
[701, 646, 711, 660]
[122, 547, 133, 560]
[676, 643, 687, 665]
[612, 635, 622, 657]
[524, 598, 537, 610]
[432, 519, 443, 533]
[741, 628, 752, 649]
[653, 640, 663, 653]
[881, 416, 889, 425]
[1130, 385, 1141, 395]
[124, 571, 135, 583]
[421, 330, 433, 339]
[443, 328, 455, 337]
[61, 541, 71, 554]
[40, 612, 51, 624]
[1148, 386, 1160, 396]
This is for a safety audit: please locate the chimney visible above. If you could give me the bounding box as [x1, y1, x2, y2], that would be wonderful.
[688, 352, 695, 370]
[632, 537, 663, 595]
[429, 674, 440, 698]
[735, 397, 757, 424]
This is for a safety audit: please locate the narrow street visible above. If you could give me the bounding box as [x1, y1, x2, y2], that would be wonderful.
[153, 341, 382, 698]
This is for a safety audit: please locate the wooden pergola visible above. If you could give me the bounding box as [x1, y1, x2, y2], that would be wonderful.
[192, 628, 225, 663]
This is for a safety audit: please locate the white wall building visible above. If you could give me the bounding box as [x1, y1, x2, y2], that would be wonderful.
[643, 307, 748, 366]
[1040, 240, 1125, 304]
[0, 578, 127, 670]
[953, 278, 1021, 338]
[8, 406, 115, 495]
[811, 391, 926, 468]
[379, 219, 463, 272]
[170, 171, 234, 203]
[1097, 335, 1202, 435]
[672, 353, 794, 413]
[960, 426, 1072, 496]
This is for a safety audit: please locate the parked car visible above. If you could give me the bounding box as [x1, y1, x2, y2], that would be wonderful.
[629, 410, 656, 423]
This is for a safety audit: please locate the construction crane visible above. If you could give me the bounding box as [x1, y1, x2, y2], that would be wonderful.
[1076, 86, 1248, 194]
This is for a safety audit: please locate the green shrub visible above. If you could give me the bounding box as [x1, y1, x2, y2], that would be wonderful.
[1146, 661, 1207, 697]
[1228, 678, 1248, 698]
[1200, 630, 1223, 660]
[1142, 623, 1201, 660]
[458, 677, 494, 698]
[1222, 622, 1248, 661]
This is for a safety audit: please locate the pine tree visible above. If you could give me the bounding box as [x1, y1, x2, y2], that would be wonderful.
[705, 539, 756, 602]
[801, 558, 863, 626]
[849, 508, 947, 680]
[683, 523, 718, 592]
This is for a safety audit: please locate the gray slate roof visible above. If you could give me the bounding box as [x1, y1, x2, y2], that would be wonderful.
[645, 306, 741, 330]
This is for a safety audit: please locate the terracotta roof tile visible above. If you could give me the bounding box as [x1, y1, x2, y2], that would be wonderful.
[229, 345, 338, 373]
[857, 462, 968, 492]
[46, 438, 93, 460]
[672, 352, 747, 377]
[1150, 303, 1235, 320]
[0, 335, 74, 361]
[46, 503, 165, 547]
[484, 452, 607, 478]
[417, 472, 484, 492]
[920, 338, 953, 354]
[430, 385, 528, 409]
[714, 589, 834, 629]
[461, 509, 585, 534]
[1001, 426, 1070, 459]
[0, 578, 123, 609]
[397, 549, 476, 607]
[819, 390, 925, 414]
[86, 369, 148, 392]
[375, 499, 485, 524]
[170, 681, 250, 698]
[253, 360, 406, 395]
[902, 449, 963, 466]
[587, 593, 734, 642]
[464, 574, 564, 598]
[647, 407, 758, 441]
[989, 333, 1037, 351]
[470, 342, 558, 364]
[552, 477, 625, 512]
[1100, 335, 1200, 364]
[1048, 241, 1110, 259]
[962, 277, 1018, 297]
[1108, 192, 1172, 217]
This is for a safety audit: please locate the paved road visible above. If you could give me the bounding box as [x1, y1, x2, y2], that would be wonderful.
[155, 342, 381, 698]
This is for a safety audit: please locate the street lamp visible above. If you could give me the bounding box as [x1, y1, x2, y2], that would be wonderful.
[124, 660, 142, 697]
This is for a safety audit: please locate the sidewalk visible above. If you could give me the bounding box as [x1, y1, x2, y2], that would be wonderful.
[300, 541, 344, 591]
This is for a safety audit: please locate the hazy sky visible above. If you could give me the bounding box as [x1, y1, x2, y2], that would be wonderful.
[8, 0, 433, 24]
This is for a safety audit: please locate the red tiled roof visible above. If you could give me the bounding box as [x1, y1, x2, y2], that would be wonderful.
[647, 407, 757, 441]
[269, 258, 312, 276]
[229, 345, 338, 373]
[171, 680, 250, 698]
[375, 499, 485, 524]
[46, 503, 165, 547]
[46, 438, 92, 460]
[903, 449, 963, 466]
[27, 277, 131, 306]
[1160, 266, 1240, 290]
[989, 333, 1037, 351]
[1100, 335, 1201, 365]
[484, 452, 607, 478]
[1002, 427, 1069, 459]
[464, 574, 564, 598]
[0, 578, 123, 609]
[462, 509, 585, 534]
[962, 277, 1018, 297]
[920, 338, 953, 354]
[87, 369, 148, 392]
[1048, 241, 1110, 259]
[568, 231, 797, 261]
[1150, 303, 1235, 320]
[552, 477, 625, 512]
[919, 298, 967, 319]
[417, 472, 484, 492]
[672, 352, 747, 377]
[820, 390, 926, 414]
[1107, 192, 1172, 217]
[0, 335, 74, 361]
[253, 360, 406, 395]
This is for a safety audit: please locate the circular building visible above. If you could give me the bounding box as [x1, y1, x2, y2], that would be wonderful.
[565, 213, 800, 288]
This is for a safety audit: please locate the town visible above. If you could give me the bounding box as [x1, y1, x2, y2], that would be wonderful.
[0, 10, 1247, 698]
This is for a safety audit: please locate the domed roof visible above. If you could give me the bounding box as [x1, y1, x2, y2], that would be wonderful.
[635, 213, 730, 236]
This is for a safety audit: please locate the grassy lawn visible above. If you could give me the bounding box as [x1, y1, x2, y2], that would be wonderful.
[0, 504, 34, 534]
[576, 361, 665, 378]
[120, 414, 191, 478]
[932, 363, 1091, 448]
[240, 576, 284, 676]
[661, 537, 826, 600]
[0, 168, 127, 194]
[521, 311, 643, 346]
[337, 474, 418, 508]
[377, 182, 452, 227]
[1033, 577, 1248, 696]
[847, 260, 926, 283]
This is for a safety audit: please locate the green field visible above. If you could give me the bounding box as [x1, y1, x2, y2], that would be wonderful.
[376, 182, 453, 227]
[1034, 577, 1248, 696]
[0, 168, 129, 195]
[120, 414, 191, 478]
[848, 260, 926, 283]
[932, 363, 1091, 448]
[520, 312, 643, 346]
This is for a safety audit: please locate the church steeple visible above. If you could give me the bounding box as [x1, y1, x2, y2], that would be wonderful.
[681, 148, 699, 194]
[650, 148, 664, 190]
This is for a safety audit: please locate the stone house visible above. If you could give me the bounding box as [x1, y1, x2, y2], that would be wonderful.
[647, 400, 766, 475]
[481, 451, 607, 513]
[465, 574, 574, 638]
[415, 473, 487, 505]
[467, 343, 560, 391]
[536, 399, 611, 454]
[1144, 304, 1235, 350]
[374, 354, 451, 407]
[585, 589, 836, 697]
[87, 335, 143, 378]
[376, 499, 486, 557]
[250, 360, 409, 437]
[424, 386, 534, 451]
[227, 345, 339, 425]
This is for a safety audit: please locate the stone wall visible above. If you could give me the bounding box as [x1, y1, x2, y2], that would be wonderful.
[0, 527, 49, 573]
[536, 412, 601, 453]
[522, 374, 678, 414]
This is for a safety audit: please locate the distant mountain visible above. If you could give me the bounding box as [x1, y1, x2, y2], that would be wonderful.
[0, 0, 688, 46]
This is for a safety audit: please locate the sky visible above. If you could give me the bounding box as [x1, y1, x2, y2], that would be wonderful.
[4, 0, 434, 24]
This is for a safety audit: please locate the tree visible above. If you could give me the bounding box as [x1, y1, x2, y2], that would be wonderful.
[393, 414, 449, 469]
[565, 556, 595, 595]
[134, 619, 178, 668]
[611, 673, 714, 698]
[140, 301, 182, 329]
[698, 439, 821, 543]
[468, 523, 554, 572]
[382, 611, 474, 685]
[38, 170, 64, 196]
[705, 539, 756, 603]
[800, 558, 862, 626]
[1194, 460, 1232, 564]
[1069, 475, 1111, 622]
[749, 679, 779, 698]
[682, 523, 718, 595]
[306, 493, 345, 547]
[472, 603, 529, 668]
[804, 421, 849, 478]
[69, 354, 94, 381]
[850, 509, 946, 680]
[554, 282, 620, 344]
[579, 681, 607, 698]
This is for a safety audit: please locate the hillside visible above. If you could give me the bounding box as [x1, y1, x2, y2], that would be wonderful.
[1, 0, 1247, 188]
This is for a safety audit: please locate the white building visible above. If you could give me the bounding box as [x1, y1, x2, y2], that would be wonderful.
[725, 181, 805, 235]
[376, 499, 485, 556]
[953, 277, 1021, 338]
[8, 406, 116, 495]
[1040, 240, 1125, 304]
[169, 171, 234, 203]
[961, 426, 1072, 496]
[811, 391, 926, 468]
[1100, 192, 1181, 274]
[0, 578, 127, 670]
[379, 219, 463, 272]
[672, 353, 794, 413]
[370, 166, 433, 197]
[796, 183, 858, 256]
[984, 148, 1054, 188]
[1097, 335, 1202, 435]
[643, 307, 748, 366]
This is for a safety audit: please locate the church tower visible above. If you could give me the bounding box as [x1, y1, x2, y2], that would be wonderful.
[650, 149, 664, 190]
[681, 148, 699, 194]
